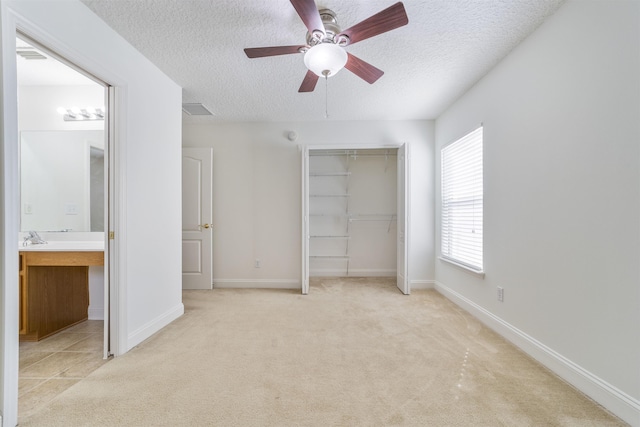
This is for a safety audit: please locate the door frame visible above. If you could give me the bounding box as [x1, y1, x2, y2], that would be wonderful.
[15, 30, 115, 354]
[1, 9, 126, 425]
[396, 143, 410, 294]
[301, 143, 410, 294]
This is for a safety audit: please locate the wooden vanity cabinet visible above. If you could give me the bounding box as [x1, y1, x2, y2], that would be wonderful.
[19, 251, 104, 341]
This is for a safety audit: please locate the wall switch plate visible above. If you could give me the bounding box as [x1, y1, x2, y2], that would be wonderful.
[24, 203, 33, 214]
[497, 287, 504, 302]
[64, 203, 78, 215]
[255, 259, 261, 268]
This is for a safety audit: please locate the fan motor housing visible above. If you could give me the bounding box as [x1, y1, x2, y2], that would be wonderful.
[306, 9, 347, 46]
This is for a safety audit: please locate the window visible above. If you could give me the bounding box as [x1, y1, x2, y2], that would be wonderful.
[441, 126, 483, 272]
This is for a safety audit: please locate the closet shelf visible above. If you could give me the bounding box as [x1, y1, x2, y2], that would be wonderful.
[310, 194, 350, 198]
[310, 235, 350, 239]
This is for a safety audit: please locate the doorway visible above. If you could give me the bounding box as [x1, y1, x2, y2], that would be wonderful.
[302, 145, 409, 295]
[15, 33, 112, 418]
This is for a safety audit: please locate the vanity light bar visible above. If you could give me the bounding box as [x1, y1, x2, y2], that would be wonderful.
[57, 106, 105, 121]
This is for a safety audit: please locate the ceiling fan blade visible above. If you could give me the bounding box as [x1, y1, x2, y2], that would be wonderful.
[345, 53, 384, 84]
[244, 45, 306, 58]
[290, 0, 325, 37]
[299, 70, 319, 92]
[337, 2, 408, 46]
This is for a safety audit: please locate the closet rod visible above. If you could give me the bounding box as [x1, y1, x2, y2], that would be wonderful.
[347, 153, 397, 157]
[309, 172, 351, 177]
[309, 255, 350, 259]
[348, 214, 397, 221]
[348, 218, 397, 222]
[348, 215, 397, 232]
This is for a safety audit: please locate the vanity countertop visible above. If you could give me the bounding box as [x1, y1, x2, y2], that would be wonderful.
[20, 241, 104, 252]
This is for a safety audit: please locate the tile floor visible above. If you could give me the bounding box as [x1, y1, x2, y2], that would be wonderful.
[19, 320, 109, 419]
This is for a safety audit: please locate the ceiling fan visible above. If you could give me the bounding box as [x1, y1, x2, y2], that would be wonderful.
[244, 1, 408, 93]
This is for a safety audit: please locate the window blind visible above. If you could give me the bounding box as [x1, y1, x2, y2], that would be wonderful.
[441, 126, 483, 272]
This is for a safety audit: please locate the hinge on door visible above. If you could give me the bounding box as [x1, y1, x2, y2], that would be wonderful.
[109, 231, 115, 240]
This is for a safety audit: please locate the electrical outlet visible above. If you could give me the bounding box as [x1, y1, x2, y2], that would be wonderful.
[497, 287, 504, 302]
[255, 259, 261, 268]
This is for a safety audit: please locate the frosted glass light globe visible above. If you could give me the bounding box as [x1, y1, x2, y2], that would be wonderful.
[303, 43, 348, 78]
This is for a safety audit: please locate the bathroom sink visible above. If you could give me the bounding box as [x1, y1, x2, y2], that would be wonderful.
[19, 240, 104, 251]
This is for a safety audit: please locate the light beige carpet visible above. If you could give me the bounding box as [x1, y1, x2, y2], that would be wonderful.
[20, 278, 625, 426]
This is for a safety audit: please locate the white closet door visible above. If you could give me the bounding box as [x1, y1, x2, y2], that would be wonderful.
[397, 144, 410, 294]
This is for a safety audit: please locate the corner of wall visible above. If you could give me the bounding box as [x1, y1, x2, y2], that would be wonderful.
[127, 303, 184, 351]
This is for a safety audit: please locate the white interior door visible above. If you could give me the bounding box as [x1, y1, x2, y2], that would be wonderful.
[301, 147, 310, 294]
[397, 144, 410, 294]
[182, 147, 213, 290]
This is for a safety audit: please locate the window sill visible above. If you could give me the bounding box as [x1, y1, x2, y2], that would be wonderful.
[438, 257, 485, 279]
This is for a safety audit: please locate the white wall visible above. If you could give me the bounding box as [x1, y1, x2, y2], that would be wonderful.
[1, 1, 184, 425]
[434, 0, 640, 424]
[18, 85, 104, 131]
[182, 120, 435, 289]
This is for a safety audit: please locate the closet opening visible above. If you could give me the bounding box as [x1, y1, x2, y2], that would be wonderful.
[302, 145, 409, 295]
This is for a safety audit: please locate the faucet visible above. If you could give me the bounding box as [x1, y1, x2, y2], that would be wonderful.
[23, 230, 47, 246]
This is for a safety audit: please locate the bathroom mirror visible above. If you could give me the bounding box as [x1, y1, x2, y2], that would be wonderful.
[20, 130, 105, 232]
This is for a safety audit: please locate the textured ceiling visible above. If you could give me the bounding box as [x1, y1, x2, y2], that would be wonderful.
[81, 0, 566, 122]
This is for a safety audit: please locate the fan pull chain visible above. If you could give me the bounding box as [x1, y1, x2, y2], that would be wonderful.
[324, 74, 329, 119]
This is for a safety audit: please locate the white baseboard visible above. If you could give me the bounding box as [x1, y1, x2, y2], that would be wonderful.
[410, 279, 435, 290]
[88, 307, 104, 320]
[309, 269, 396, 277]
[213, 277, 428, 290]
[435, 281, 640, 426]
[127, 303, 184, 351]
[214, 279, 300, 289]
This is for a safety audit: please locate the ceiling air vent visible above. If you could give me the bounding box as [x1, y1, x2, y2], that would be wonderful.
[16, 49, 47, 60]
[182, 103, 213, 116]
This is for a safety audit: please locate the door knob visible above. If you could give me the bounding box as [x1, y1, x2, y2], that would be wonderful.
[199, 223, 211, 229]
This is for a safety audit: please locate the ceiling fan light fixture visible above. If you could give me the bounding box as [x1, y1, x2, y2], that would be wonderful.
[303, 43, 347, 78]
